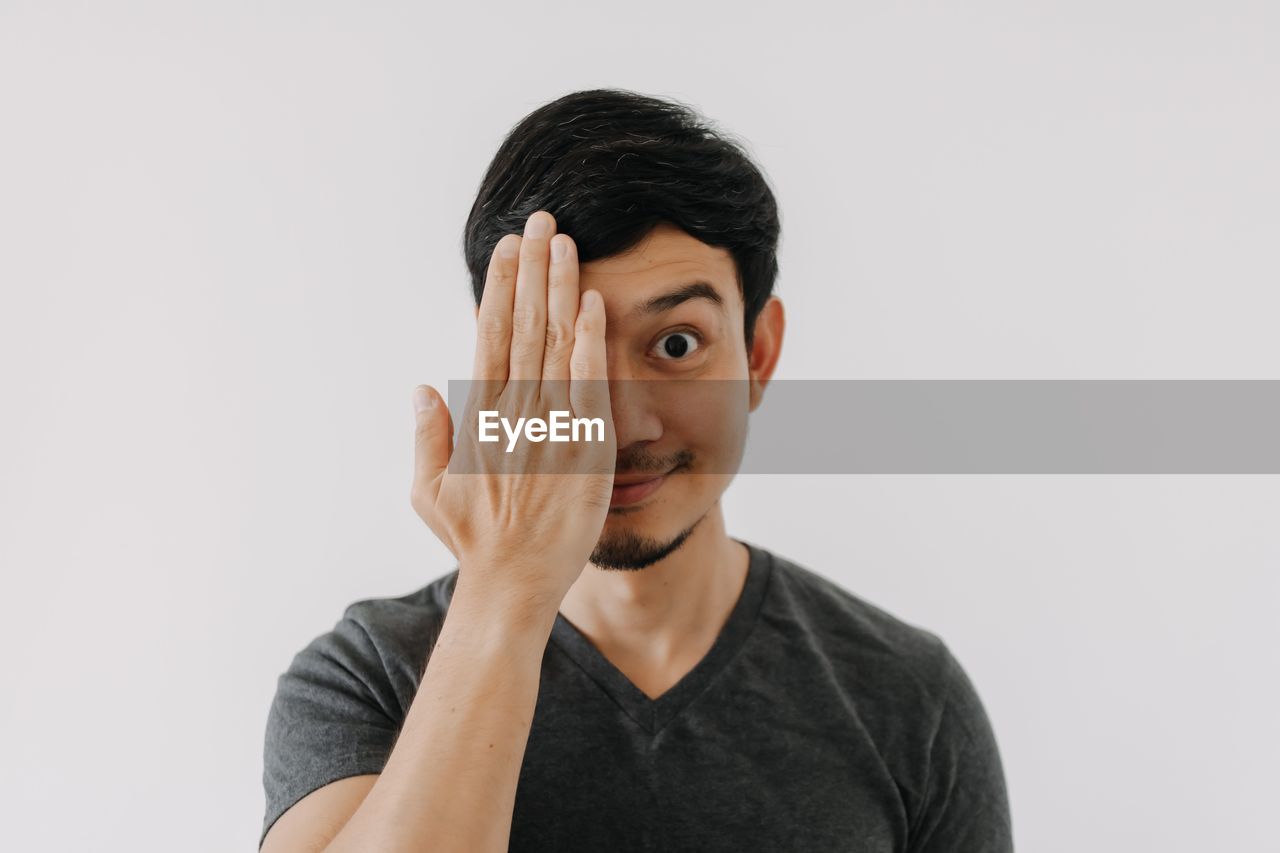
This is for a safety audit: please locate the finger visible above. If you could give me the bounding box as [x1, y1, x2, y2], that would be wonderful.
[509, 210, 554, 383]
[569, 289, 608, 419]
[411, 385, 453, 509]
[473, 234, 521, 382]
[542, 234, 579, 384]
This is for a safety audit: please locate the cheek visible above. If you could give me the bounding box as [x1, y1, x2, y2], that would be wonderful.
[660, 381, 750, 474]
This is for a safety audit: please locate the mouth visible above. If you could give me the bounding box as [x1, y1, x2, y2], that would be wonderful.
[609, 471, 671, 508]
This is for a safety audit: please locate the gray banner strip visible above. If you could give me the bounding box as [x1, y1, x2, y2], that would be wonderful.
[742, 380, 1280, 473]
[446, 380, 1280, 473]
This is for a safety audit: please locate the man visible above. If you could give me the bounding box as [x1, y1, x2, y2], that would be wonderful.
[260, 88, 1013, 852]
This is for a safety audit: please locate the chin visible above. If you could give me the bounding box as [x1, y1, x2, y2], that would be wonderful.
[590, 513, 704, 571]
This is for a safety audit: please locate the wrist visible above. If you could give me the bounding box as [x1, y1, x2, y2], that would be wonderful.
[448, 569, 562, 642]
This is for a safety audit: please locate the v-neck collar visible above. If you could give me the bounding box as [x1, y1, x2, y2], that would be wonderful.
[547, 539, 773, 735]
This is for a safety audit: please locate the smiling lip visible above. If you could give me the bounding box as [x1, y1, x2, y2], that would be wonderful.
[609, 473, 668, 507]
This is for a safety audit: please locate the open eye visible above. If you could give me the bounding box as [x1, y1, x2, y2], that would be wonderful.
[652, 330, 702, 360]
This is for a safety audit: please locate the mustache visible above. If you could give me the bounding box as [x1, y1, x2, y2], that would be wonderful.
[614, 447, 695, 475]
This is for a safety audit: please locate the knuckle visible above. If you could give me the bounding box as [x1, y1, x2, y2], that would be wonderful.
[511, 304, 541, 336]
[512, 338, 542, 365]
[519, 240, 547, 263]
[547, 268, 572, 292]
[486, 266, 515, 290]
[543, 350, 570, 374]
[544, 321, 573, 354]
[476, 313, 507, 343]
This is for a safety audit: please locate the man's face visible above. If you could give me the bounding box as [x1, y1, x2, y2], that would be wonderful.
[578, 222, 758, 569]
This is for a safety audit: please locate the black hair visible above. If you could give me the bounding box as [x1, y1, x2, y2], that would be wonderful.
[462, 88, 781, 345]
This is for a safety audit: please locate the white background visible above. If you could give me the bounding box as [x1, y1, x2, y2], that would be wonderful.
[2, 2, 1277, 851]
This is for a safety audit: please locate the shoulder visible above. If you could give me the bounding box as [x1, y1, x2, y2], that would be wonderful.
[283, 569, 460, 717]
[339, 568, 459, 666]
[749, 543, 1008, 828]
[753, 543, 959, 702]
[338, 569, 459, 650]
[262, 571, 458, 849]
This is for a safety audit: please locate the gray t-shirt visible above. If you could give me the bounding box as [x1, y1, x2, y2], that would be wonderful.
[261, 540, 1013, 851]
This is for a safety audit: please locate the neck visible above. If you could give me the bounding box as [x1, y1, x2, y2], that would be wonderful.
[557, 505, 749, 695]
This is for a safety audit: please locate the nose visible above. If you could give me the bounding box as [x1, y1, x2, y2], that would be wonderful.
[607, 372, 663, 453]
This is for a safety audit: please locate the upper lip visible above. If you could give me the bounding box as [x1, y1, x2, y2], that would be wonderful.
[612, 471, 669, 486]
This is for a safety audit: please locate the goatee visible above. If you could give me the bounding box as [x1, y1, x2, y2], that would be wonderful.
[589, 515, 705, 570]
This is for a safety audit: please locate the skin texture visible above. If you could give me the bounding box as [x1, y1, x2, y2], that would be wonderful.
[261, 210, 784, 853]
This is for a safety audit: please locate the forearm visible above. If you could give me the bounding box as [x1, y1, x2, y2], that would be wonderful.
[323, 577, 557, 853]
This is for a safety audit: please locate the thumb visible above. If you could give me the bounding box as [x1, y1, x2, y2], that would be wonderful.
[411, 385, 452, 505]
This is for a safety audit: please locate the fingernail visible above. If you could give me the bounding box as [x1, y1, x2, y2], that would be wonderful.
[551, 237, 567, 262]
[413, 387, 434, 412]
[497, 235, 520, 258]
[582, 290, 599, 310]
[524, 212, 550, 239]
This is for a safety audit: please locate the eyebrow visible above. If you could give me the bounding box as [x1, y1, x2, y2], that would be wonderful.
[629, 281, 725, 318]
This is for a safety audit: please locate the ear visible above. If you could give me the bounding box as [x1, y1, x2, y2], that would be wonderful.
[747, 297, 785, 412]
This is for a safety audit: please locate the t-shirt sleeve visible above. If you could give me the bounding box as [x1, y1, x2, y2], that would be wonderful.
[260, 609, 403, 849]
[906, 646, 1014, 853]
